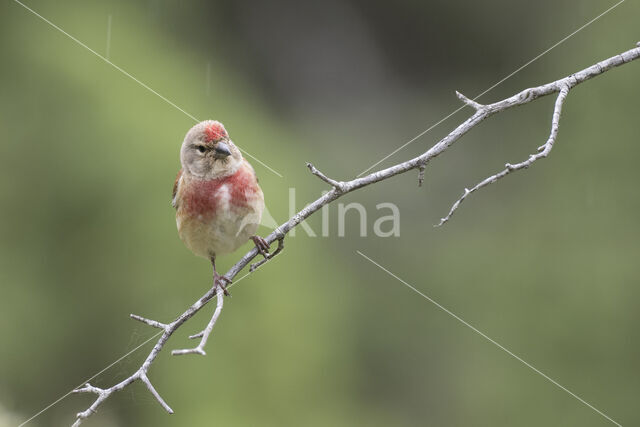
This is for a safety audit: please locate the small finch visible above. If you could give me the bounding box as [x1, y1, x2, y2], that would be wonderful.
[172, 120, 270, 295]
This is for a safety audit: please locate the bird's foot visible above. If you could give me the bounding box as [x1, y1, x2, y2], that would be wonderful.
[214, 272, 232, 296]
[249, 237, 285, 272]
[251, 235, 271, 258]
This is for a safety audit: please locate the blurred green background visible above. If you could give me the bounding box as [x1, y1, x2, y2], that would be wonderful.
[1, 0, 638, 426]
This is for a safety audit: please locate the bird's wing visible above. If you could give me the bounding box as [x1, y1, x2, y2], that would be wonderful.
[172, 168, 183, 208]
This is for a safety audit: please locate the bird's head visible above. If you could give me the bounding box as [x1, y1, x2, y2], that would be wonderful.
[180, 120, 243, 179]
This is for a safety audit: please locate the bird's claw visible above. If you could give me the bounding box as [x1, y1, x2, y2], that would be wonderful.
[251, 235, 271, 258]
[214, 273, 232, 296]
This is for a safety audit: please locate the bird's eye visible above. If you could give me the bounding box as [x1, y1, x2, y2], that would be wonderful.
[197, 146, 206, 153]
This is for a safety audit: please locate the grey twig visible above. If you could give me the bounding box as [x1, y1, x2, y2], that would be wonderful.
[306, 162, 346, 192]
[437, 84, 570, 226]
[172, 286, 224, 356]
[139, 373, 174, 414]
[130, 314, 168, 330]
[72, 283, 222, 425]
[455, 90, 485, 111]
[71, 43, 640, 425]
[72, 371, 172, 427]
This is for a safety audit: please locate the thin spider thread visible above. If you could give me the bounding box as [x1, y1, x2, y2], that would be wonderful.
[19, 273, 251, 426]
[357, 251, 623, 427]
[11, 0, 284, 178]
[356, 0, 625, 177]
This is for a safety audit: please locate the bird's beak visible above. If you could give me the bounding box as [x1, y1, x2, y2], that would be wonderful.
[214, 141, 232, 158]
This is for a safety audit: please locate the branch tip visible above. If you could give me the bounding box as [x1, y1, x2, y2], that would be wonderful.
[434, 218, 447, 228]
[456, 90, 484, 110]
[73, 383, 97, 394]
[306, 162, 345, 191]
[140, 374, 174, 414]
[172, 348, 206, 356]
[130, 314, 168, 330]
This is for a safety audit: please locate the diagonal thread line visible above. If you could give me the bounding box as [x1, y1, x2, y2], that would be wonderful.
[467, 0, 625, 109]
[11, 1, 282, 416]
[18, 272, 252, 426]
[17, 331, 162, 427]
[356, 0, 625, 177]
[356, 250, 622, 427]
[11, 0, 284, 178]
[241, 150, 284, 178]
[12, 0, 198, 121]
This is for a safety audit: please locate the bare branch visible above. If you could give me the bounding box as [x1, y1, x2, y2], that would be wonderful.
[71, 43, 640, 425]
[71, 375, 138, 426]
[172, 286, 224, 356]
[130, 314, 168, 330]
[139, 373, 174, 414]
[306, 162, 346, 191]
[437, 84, 570, 226]
[456, 90, 485, 111]
[71, 283, 222, 424]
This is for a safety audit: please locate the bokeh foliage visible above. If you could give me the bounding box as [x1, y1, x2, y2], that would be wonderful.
[1, 0, 639, 426]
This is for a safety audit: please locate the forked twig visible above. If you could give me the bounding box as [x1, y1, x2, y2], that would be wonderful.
[71, 43, 640, 425]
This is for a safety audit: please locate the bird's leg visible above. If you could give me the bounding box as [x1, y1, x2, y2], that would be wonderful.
[249, 237, 285, 272]
[211, 256, 231, 296]
[250, 235, 271, 258]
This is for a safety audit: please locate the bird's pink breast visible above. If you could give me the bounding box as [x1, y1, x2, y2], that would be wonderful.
[182, 166, 258, 217]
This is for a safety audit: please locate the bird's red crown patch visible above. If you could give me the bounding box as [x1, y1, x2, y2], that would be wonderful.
[204, 122, 228, 142]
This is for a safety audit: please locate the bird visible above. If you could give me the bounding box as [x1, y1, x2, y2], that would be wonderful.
[172, 120, 270, 296]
